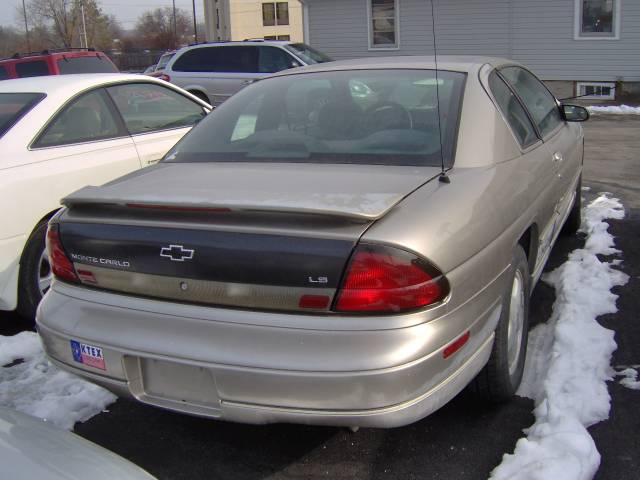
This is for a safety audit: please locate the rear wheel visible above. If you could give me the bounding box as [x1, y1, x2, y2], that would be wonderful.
[17, 221, 51, 324]
[472, 245, 530, 402]
[562, 176, 582, 236]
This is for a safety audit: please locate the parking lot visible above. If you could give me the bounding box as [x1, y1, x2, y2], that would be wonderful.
[1, 114, 638, 479]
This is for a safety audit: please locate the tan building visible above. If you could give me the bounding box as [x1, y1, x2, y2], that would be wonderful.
[203, 0, 304, 43]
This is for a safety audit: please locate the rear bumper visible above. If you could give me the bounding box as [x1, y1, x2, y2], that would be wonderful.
[37, 281, 502, 428]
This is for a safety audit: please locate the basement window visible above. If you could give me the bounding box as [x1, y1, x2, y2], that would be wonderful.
[577, 82, 616, 99]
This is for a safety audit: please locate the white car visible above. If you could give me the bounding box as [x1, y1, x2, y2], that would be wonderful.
[0, 74, 210, 321]
[0, 407, 156, 480]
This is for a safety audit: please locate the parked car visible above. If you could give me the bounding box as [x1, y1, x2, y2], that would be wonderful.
[142, 51, 177, 77]
[0, 73, 210, 321]
[0, 48, 118, 80]
[161, 40, 332, 105]
[37, 57, 589, 428]
[0, 407, 156, 480]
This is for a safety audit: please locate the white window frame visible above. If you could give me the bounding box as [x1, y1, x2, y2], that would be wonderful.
[367, 0, 400, 51]
[574, 0, 621, 40]
[577, 81, 616, 99]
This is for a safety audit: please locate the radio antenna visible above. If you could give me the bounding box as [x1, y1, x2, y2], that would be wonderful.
[429, 0, 449, 183]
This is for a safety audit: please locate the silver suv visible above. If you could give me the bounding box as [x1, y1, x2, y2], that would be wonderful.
[162, 41, 332, 106]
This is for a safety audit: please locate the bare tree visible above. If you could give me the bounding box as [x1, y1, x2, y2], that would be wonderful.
[25, 0, 114, 49]
[135, 7, 191, 50]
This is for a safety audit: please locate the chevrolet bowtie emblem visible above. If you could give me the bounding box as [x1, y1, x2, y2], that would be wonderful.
[160, 244, 195, 262]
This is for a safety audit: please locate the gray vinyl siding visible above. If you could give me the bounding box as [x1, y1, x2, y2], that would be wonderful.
[306, 0, 640, 82]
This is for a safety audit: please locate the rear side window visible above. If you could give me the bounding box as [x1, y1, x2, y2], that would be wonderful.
[172, 46, 258, 73]
[258, 46, 298, 73]
[489, 71, 538, 148]
[107, 83, 206, 134]
[15, 60, 49, 78]
[57, 56, 118, 74]
[0, 66, 9, 80]
[34, 89, 121, 147]
[0, 92, 45, 138]
[500, 66, 563, 138]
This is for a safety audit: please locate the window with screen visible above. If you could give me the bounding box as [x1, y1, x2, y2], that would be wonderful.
[369, 0, 398, 48]
[577, 0, 619, 38]
[263, 2, 289, 26]
[15, 60, 49, 78]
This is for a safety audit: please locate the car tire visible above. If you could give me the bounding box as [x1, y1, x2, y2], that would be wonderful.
[189, 90, 209, 104]
[561, 176, 582, 236]
[472, 245, 530, 402]
[16, 221, 52, 324]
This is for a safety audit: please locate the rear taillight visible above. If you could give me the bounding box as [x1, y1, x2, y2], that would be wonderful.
[334, 244, 448, 313]
[45, 225, 79, 283]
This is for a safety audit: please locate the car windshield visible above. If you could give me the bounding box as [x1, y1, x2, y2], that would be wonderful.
[283, 43, 332, 64]
[165, 69, 466, 167]
[0, 92, 45, 138]
[156, 52, 174, 70]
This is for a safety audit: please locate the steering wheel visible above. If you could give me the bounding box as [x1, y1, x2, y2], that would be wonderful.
[363, 101, 413, 132]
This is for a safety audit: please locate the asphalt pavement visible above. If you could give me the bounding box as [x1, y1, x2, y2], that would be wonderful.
[1, 115, 638, 479]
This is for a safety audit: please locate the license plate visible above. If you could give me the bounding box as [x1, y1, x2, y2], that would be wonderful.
[70, 340, 106, 370]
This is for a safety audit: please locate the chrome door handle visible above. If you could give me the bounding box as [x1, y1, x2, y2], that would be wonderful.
[241, 79, 258, 86]
[552, 152, 564, 162]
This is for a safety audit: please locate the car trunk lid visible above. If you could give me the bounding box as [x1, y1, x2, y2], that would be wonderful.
[58, 162, 440, 312]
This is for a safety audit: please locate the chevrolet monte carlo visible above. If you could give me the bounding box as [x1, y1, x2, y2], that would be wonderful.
[37, 57, 588, 428]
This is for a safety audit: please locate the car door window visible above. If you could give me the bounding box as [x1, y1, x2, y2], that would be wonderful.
[0, 66, 9, 80]
[34, 89, 121, 148]
[15, 60, 49, 78]
[172, 46, 258, 73]
[489, 71, 538, 147]
[499, 66, 562, 138]
[258, 46, 298, 73]
[107, 83, 206, 135]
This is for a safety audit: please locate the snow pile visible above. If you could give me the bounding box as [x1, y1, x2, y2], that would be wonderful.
[0, 331, 116, 430]
[616, 367, 640, 390]
[587, 105, 640, 115]
[490, 194, 628, 480]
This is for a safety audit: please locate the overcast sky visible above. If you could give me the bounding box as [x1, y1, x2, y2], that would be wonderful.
[0, 0, 205, 31]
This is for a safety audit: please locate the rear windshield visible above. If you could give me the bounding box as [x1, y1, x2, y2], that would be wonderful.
[0, 92, 45, 138]
[165, 69, 466, 167]
[15, 60, 49, 78]
[57, 55, 118, 74]
[283, 43, 332, 64]
[156, 52, 174, 70]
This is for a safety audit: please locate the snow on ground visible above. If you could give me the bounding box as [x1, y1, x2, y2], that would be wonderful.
[615, 367, 640, 390]
[587, 105, 640, 115]
[0, 331, 116, 430]
[490, 193, 628, 480]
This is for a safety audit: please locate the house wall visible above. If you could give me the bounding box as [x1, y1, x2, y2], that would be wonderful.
[204, 0, 304, 42]
[305, 0, 640, 83]
[230, 0, 304, 42]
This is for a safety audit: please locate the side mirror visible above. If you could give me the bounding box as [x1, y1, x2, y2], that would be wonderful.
[562, 104, 590, 122]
